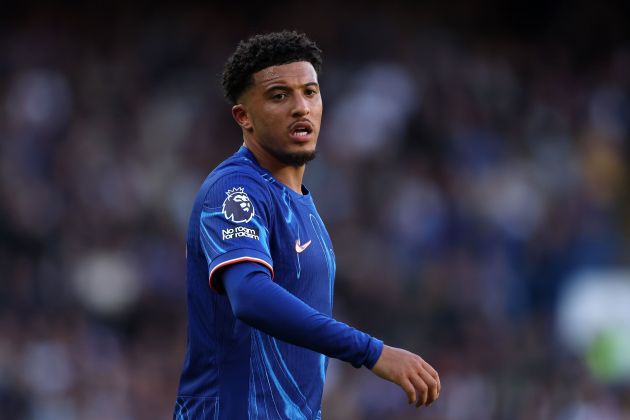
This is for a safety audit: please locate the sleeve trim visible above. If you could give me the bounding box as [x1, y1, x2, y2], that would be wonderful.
[209, 256, 274, 292]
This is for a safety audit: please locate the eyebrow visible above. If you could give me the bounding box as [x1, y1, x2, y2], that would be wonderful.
[264, 82, 319, 91]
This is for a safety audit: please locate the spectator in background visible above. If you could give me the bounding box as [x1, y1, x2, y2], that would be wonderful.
[0, 3, 628, 419]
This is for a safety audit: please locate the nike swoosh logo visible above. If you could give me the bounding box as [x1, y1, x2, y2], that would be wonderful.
[295, 239, 312, 253]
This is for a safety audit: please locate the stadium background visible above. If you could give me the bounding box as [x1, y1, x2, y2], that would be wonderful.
[1, 1, 630, 419]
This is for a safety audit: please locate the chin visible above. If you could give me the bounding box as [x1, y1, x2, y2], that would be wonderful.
[276, 150, 317, 167]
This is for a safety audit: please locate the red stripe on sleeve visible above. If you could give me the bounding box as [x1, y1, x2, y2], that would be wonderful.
[209, 257, 274, 292]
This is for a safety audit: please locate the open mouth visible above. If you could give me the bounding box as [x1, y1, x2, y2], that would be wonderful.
[290, 121, 314, 138]
[292, 127, 312, 137]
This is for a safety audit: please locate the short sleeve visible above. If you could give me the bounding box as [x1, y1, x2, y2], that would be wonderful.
[200, 172, 274, 293]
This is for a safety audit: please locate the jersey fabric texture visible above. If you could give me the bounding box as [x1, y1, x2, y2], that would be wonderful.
[174, 146, 382, 420]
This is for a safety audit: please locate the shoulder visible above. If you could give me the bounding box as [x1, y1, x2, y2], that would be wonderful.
[197, 160, 276, 224]
[206, 162, 272, 202]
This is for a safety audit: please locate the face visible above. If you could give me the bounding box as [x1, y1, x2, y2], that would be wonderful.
[233, 61, 322, 167]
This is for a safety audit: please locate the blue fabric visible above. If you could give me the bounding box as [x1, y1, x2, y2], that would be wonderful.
[223, 261, 383, 369]
[174, 146, 383, 420]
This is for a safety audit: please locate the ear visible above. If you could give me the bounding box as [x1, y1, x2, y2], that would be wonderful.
[231, 104, 253, 131]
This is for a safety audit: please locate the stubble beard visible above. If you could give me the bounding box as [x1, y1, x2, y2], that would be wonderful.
[262, 144, 317, 167]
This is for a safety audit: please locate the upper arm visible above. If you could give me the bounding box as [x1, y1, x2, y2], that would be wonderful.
[199, 172, 275, 293]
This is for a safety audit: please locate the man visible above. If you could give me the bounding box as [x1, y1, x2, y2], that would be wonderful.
[174, 31, 440, 419]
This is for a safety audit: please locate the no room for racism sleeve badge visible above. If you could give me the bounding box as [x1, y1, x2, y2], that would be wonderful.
[222, 187, 255, 223]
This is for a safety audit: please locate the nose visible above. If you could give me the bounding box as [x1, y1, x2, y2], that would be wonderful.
[291, 94, 310, 117]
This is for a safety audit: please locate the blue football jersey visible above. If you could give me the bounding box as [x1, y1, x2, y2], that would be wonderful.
[175, 146, 336, 419]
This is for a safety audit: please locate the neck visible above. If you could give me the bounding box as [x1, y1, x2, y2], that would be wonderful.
[243, 139, 305, 195]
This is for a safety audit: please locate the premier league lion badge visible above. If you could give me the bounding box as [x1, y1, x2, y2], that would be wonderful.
[222, 187, 255, 223]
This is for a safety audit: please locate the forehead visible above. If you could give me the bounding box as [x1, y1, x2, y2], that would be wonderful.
[252, 61, 318, 87]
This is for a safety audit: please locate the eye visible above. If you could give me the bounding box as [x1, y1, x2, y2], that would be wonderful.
[305, 88, 318, 97]
[271, 92, 288, 101]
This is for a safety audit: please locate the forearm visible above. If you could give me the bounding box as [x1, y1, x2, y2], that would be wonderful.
[221, 262, 383, 368]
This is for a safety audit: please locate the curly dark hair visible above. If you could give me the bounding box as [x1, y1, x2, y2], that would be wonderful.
[221, 31, 323, 105]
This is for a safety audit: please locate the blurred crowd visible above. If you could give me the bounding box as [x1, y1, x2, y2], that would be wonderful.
[1, 2, 629, 419]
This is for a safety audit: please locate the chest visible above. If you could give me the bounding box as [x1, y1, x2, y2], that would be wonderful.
[268, 195, 336, 314]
